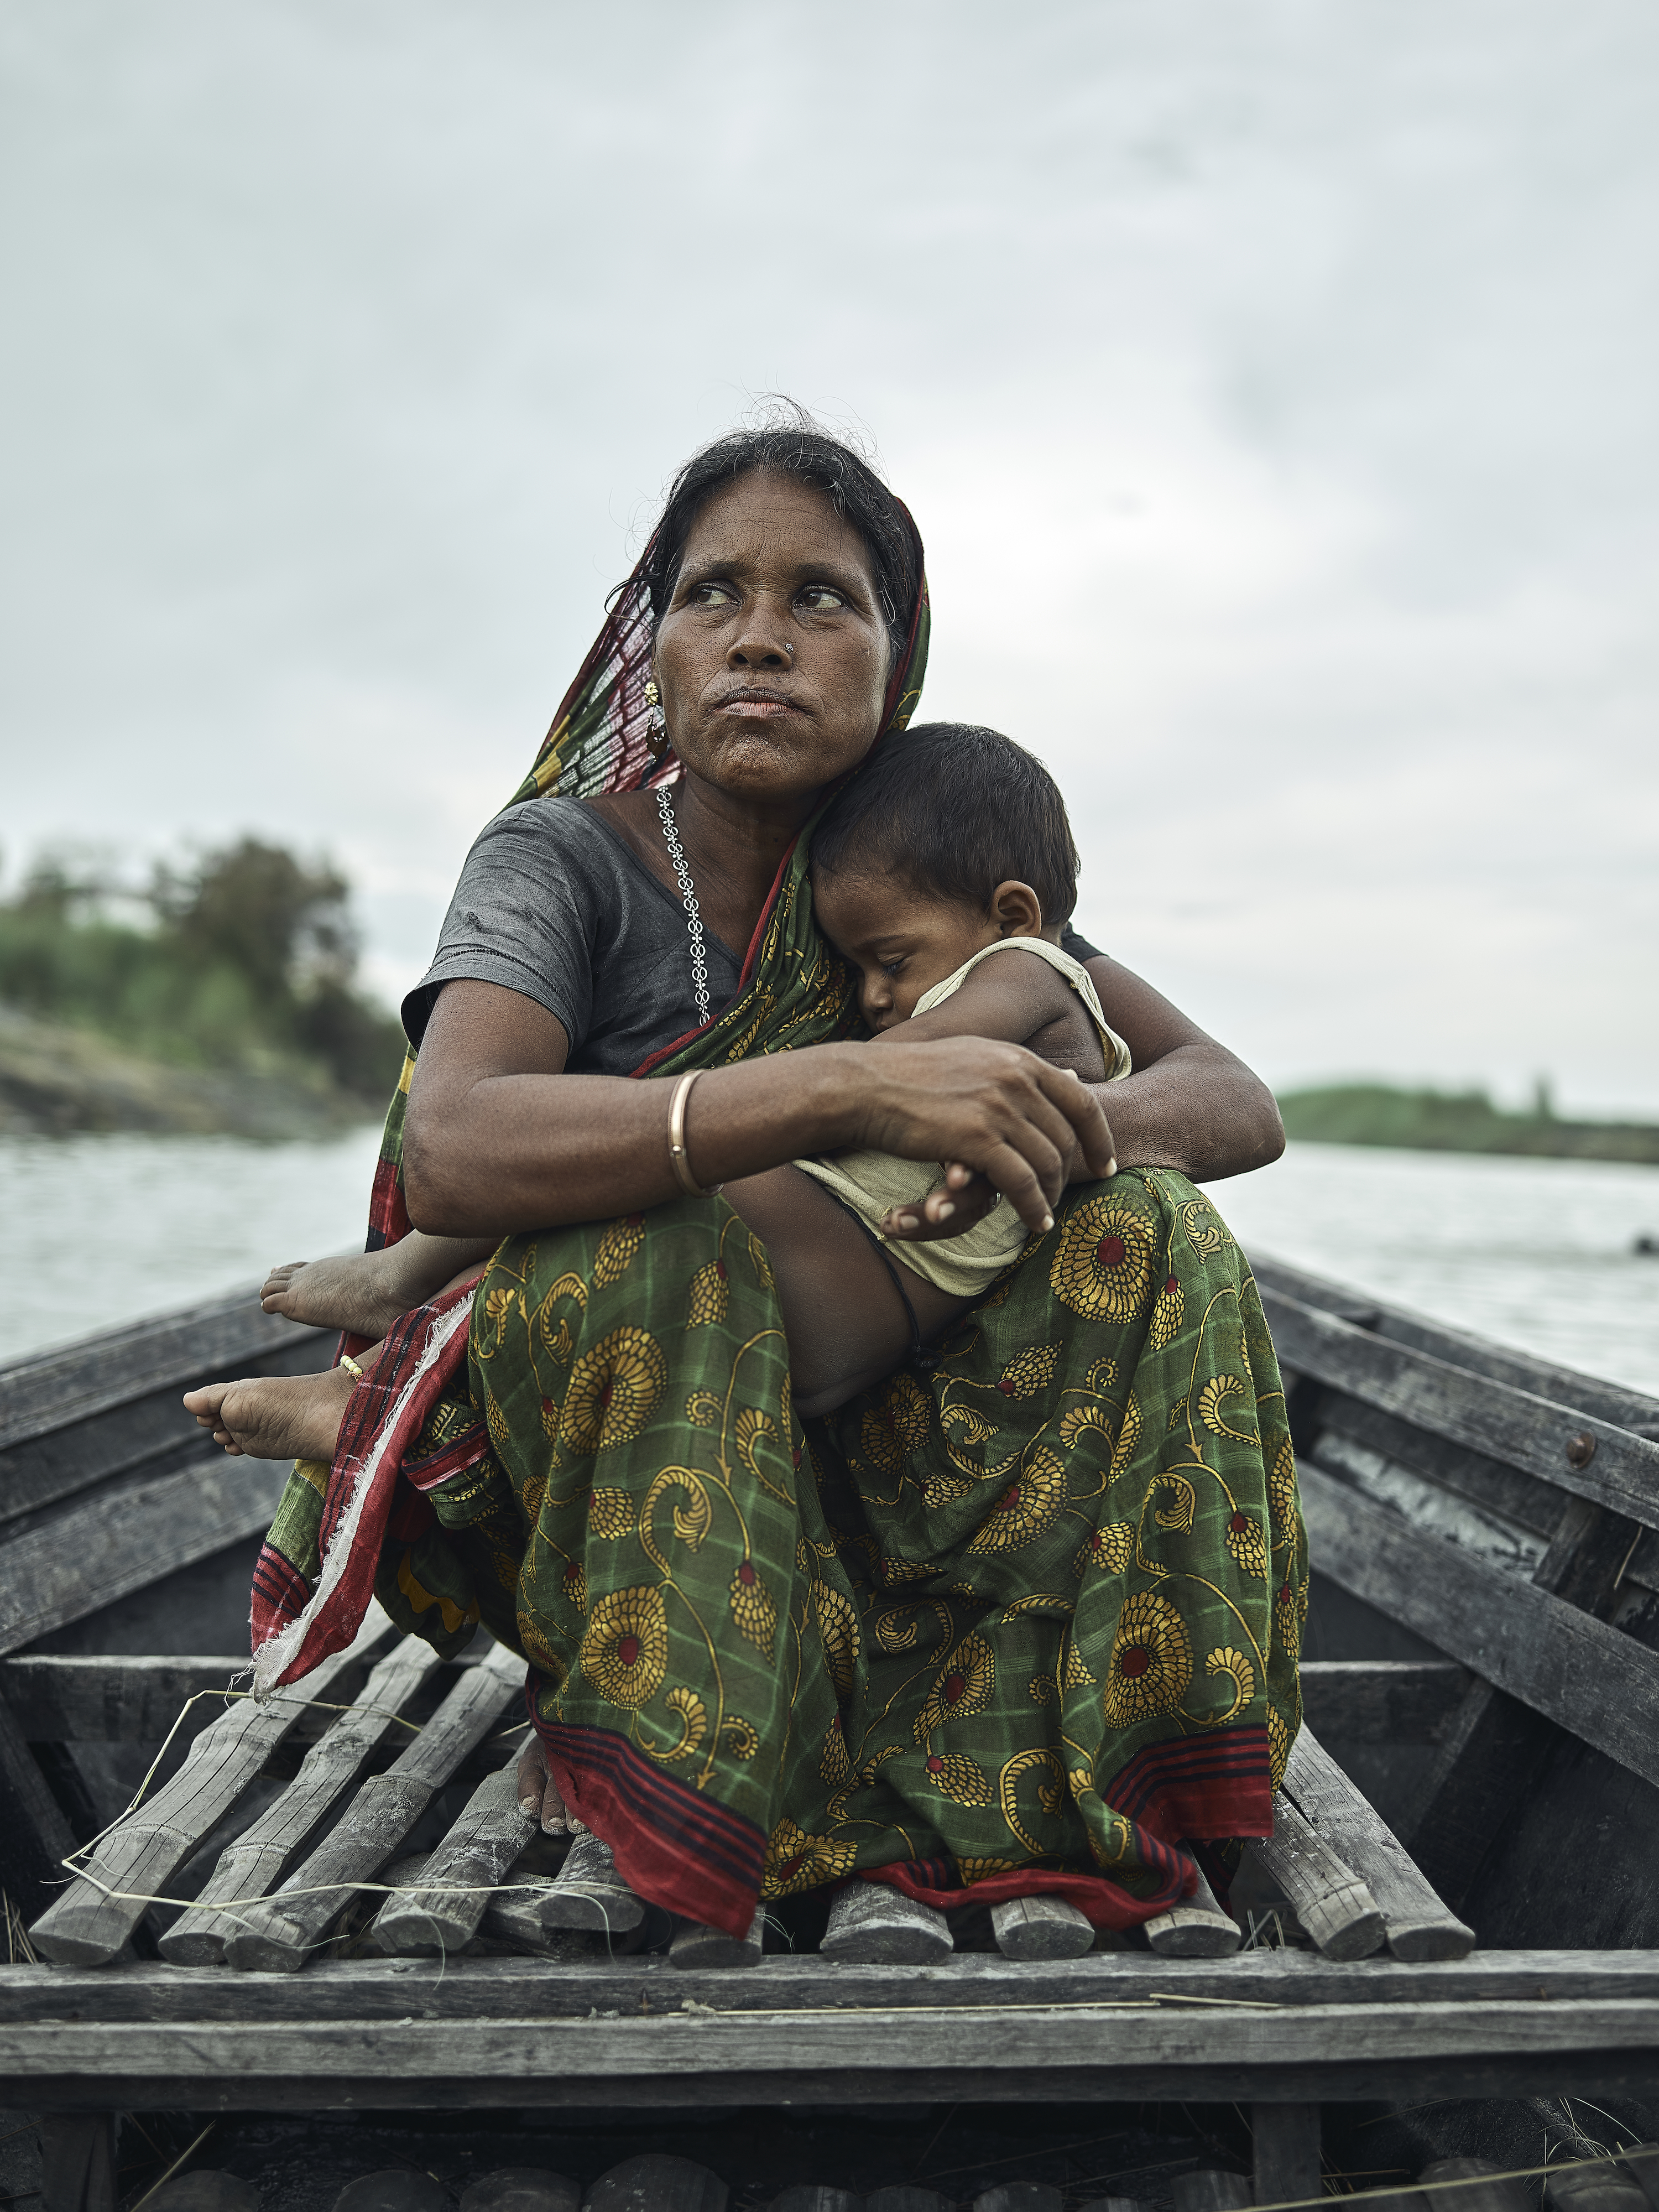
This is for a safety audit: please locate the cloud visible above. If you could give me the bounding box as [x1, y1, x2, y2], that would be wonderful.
[3, 0, 1655, 1111]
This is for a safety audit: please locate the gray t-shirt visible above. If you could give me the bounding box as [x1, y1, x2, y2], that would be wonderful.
[403, 797, 743, 1075]
[404, 792, 1109, 1075]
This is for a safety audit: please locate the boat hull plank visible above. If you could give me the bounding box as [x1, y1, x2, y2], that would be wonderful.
[1251, 1256, 1659, 1440]
[1400, 1492, 1641, 1910]
[0, 1654, 251, 1742]
[4, 1946, 1652, 2020]
[0, 1455, 290, 1657]
[1297, 1660, 1469, 1745]
[1265, 1289, 1659, 1533]
[0, 1693, 80, 1916]
[1300, 1463, 1659, 1793]
[3, 1992, 1659, 2111]
[0, 1287, 328, 1455]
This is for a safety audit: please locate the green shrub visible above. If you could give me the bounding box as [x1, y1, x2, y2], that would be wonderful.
[0, 840, 407, 1099]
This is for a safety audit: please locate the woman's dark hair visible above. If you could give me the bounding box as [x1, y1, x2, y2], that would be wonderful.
[810, 722, 1081, 928]
[638, 404, 920, 660]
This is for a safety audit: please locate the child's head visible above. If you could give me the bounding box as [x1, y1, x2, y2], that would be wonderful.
[808, 721, 1081, 1028]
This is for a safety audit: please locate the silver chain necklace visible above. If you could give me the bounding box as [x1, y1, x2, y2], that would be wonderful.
[655, 784, 711, 1027]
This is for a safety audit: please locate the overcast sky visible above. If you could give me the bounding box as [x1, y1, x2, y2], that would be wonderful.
[4, 1, 1656, 1113]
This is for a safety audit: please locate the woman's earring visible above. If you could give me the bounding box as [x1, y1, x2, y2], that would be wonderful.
[644, 679, 669, 756]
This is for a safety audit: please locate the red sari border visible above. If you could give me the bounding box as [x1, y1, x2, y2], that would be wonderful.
[532, 1706, 765, 1938]
[249, 1279, 479, 1682]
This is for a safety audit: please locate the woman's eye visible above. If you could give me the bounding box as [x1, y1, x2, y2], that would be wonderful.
[687, 580, 737, 608]
[797, 584, 847, 612]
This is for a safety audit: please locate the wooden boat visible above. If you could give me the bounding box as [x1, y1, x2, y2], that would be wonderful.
[4, 1251, 1659, 2212]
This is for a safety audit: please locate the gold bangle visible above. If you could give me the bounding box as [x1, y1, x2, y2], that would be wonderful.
[667, 1069, 721, 1198]
[338, 1353, 367, 1383]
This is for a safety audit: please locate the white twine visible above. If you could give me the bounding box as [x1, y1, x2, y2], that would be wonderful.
[1246, 2153, 1656, 2212]
[54, 1671, 564, 1952]
[56, 1684, 449, 1874]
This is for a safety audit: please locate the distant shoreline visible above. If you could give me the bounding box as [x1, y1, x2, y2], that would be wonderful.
[0, 1005, 385, 1140]
[1278, 1083, 1659, 1166]
[6, 1024, 1656, 1166]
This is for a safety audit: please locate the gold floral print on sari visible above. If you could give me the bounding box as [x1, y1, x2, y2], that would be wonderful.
[1050, 1193, 1157, 1322]
[410, 1162, 1303, 1926]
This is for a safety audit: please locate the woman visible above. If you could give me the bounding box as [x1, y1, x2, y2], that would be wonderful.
[205, 419, 1303, 1942]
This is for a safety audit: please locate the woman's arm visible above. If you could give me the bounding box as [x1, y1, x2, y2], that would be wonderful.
[401, 979, 1115, 1241]
[1081, 954, 1284, 1182]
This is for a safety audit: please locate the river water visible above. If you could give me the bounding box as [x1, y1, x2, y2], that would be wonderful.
[0, 1126, 386, 1366]
[3, 1131, 1657, 1397]
[1216, 1140, 1659, 1399]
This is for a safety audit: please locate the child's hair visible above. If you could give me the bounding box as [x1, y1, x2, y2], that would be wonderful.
[809, 722, 1080, 927]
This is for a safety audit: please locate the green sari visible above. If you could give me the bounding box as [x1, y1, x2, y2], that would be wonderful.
[251, 510, 1305, 1937]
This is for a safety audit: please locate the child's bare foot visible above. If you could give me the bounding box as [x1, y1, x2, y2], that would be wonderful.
[262, 1233, 497, 1339]
[260, 1251, 415, 1340]
[183, 1367, 358, 1461]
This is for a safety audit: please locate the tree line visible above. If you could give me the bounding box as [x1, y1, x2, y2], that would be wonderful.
[1277, 1081, 1659, 1163]
[0, 839, 407, 1101]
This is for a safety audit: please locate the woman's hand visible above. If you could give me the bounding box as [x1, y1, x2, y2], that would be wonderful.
[855, 1039, 1117, 1236]
[517, 1736, 587, 1836]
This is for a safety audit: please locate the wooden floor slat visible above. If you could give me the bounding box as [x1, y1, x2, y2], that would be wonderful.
[28, 1606, 399, 1965]
[1282, 1725, 1473, 1960]
[0, 1458, 290, 1654]
[224, 1642, 526, 1972]
[161, 1635, 447, 1966]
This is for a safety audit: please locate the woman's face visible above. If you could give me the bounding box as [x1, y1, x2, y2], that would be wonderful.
[653, 472, 894, 814]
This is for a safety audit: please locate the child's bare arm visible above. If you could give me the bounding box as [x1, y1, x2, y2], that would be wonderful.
[862, 950, 1110, 1245]
[877, 949, 1108, 1080]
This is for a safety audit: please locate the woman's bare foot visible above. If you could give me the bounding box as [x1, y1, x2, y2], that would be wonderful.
[260, 1251, 419, 1340]
[515, 1736, 589, 1837]
[183, 1367, 358, 1461]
